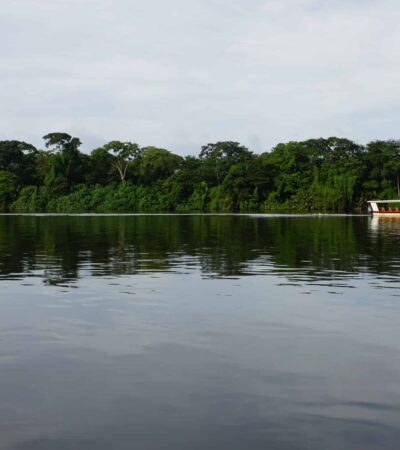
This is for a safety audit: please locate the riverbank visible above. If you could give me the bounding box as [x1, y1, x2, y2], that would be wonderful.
[7, 183, 364, 214]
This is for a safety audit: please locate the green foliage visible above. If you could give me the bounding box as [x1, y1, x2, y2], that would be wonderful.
[87, 147, 115, 185]
[200, 141, 253, 186]
[140, 147, 182, 185]
[3, 134, 400, 213]
[100, 141, 141, 183]
[42, 132, 88, 191]
[0, 171, 21, 211]
[0, 140, 37, 185]
[43, 132, 81, 153]
[12, 186, 49, 212]
[185, 181, 209, 211]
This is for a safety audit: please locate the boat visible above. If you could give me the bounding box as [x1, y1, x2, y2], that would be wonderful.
[367, 200, 400, 216]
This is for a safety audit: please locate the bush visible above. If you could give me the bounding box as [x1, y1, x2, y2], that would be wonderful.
[12, 185, 49, 212]
[0, 171, 21, 211]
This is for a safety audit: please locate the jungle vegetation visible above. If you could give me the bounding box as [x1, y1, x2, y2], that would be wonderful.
[1, 132, 399, 213]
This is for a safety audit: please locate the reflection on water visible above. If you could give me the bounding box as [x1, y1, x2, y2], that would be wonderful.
[1, 214, 400, 284]
[369, 214, 400, 233]
[1, 215, 400, 450]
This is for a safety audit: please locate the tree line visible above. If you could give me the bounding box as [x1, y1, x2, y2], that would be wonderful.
[0, 133, 399, 212]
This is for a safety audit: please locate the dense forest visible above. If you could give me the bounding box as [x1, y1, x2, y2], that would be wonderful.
[0, 133, 399, 213]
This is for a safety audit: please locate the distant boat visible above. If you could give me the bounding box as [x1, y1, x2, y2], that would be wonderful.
[367, 200, 400, 216]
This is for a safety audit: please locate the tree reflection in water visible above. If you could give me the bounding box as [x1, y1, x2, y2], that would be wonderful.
[0, 215, 398, 286]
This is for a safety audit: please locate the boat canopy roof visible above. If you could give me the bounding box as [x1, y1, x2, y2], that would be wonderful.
[368, 200, 400, 203]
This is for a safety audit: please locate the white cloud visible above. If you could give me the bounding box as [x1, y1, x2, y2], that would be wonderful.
[1, 0, 400, 154]
[233, 2, 399, 71]
[72, 57, 179, 83]
[261, 0, 318, 13]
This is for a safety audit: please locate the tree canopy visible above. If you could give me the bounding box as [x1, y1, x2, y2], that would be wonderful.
[1, 133, 399, 213]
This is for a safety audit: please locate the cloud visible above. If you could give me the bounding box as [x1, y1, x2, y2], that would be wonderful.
[1, 0, 400, 154]
[261, 0, 318, 13]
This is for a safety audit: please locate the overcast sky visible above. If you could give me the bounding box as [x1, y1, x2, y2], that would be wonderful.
[2, 0, 400, 155]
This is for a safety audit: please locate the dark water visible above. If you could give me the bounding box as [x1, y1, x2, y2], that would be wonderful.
[1, 214, 400, 450]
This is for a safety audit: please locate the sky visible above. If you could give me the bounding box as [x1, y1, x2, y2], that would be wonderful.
[1, 0, 400, 155]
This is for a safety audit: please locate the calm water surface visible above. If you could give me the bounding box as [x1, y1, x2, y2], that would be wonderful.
[0, 214, 400, 449]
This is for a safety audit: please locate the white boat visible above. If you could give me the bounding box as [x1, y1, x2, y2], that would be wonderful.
[367, 200, 400, 216]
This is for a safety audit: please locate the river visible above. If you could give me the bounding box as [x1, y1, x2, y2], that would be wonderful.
[0, 214, 399, 449]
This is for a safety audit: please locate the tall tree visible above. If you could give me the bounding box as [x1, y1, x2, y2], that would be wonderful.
[42, 132, 87, 191]
[199, 141, 253, 186]
[0, 140, 37, 184]
[102, 141, 141, 183]
[363, 140, 400, 197]
[43, 133, 81, 154]
[87, 147, 115, 185]
[140, 147, 182, 185]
